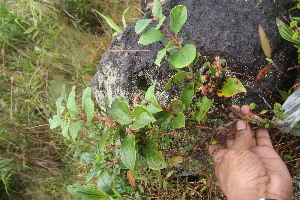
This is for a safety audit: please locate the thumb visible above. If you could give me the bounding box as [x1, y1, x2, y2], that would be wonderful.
[232, 120, 252, 151]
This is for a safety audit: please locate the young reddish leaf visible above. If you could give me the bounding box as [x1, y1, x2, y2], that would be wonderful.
[217, 78, 247, 97]
[259, 24, 272, 59]
[126, 170, 136, 187]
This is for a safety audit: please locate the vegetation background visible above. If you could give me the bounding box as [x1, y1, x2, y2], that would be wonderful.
[0, 0, 141, 199]
[0, 0, 299, 199]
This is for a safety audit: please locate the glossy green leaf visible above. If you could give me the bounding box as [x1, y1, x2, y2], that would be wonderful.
[135, 19, 152, 34]
[164, 71, 190, 90]
[180, 82, 194, 109]
[121, 134, 136, 170]
[69, 120, 83, 140]
[67, 86, 80, 115]
[258, 24, 272, 58]
[195, 96, 214, 123]
[138, 27, 165, 45]
[154, 48, 167, 66]
[111, 98, 132, 124]
[170, 112, 185, 128]
[153, 0, 164, 20]
[93, 9, 122, 33]
[168, 44, 197, 68]
[82, 87, 95, 123]
[132, 106, 156, 130]
[97, 171, 114, 195]
[170, 5, 187, 35]
[67, 185, 108, 200]
[144, 139, 166, 170]
[145, 84, 163, 113]
[49, 115, 62, 129]
[217, 78, 247, 97]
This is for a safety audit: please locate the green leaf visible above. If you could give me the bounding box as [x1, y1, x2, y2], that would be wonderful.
[290, 20, 298, 28]
[144, 139, 166, 170]
[82, 87, 95, 123]
[154, 111, 171, 128]
[217, 78, 247, 97]
[56, 97, 65, 115]
[135, 19, 152, 34]
[69, 120, 83, 140]
[122, 7, 130, 28]
[164, 71, 190, 90]
[168, 44, 197, 68]
[154, 48, 167, 66]
[81, 153, 96, 163]
[260, 110, 269, 115]
[60, 84, 67, 102]
[180, 82, 194, 109]
[277, 18, 300, 45]
[156, 16, 166, 30]
[67, 185, 108, 200]
[170, 5, 187, 35]
[132, 106, 156, 130]
[67, 86, 80, 115]
[49, 115, 62, 129]
[277, 89, 290, 100]
[61, 120, 69, 139]
[98, 128, 113, 154]
[292, 31, 299, 40]
[170, 112, 185, 128]
[86, 163, 102, 182]
[97, 171, 114, 196]
[250, 103, 257, 110]
[121, 134, 136, 170]
[195, 96, 214, 123]
[170, 99, 185, 113]
[138, 27, 165, 45]
[153, 0, 164, 20]
[111, 98, 132, 125]
[259, 24, 272, 59]
[145, 84, 163, 113]
[93, 9, 122, 33]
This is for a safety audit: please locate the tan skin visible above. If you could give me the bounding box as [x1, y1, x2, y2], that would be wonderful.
[208, 105, 293, 200]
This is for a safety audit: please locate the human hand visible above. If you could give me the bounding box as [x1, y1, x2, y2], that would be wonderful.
[208, 105, 293, 200]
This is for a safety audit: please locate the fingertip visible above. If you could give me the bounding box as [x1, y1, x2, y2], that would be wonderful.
[232, 105, 241, 111]
[208, 144, 223, 157]
[241, 105, 251, 115]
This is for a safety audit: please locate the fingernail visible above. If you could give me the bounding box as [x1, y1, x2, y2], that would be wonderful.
[236, 120, 247, 130]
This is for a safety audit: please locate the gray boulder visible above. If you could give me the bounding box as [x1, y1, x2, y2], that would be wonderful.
[92, 0, 297, 109]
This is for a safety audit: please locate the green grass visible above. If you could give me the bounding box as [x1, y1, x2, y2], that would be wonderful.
[0, 0, 140, 198]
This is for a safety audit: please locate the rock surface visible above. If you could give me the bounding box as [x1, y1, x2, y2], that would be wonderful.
[92, 0, 297, 109]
